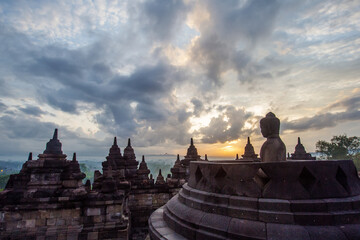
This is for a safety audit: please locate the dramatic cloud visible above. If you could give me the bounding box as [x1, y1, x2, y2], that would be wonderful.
[199, 106, 254, 144]
[0, 0, 359, 157]
[283, 95, 360, 132]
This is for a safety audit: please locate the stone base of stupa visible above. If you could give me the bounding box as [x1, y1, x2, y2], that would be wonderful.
[149, 160, 360, 240]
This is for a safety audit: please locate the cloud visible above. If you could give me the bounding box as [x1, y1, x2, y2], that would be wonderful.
[326, 95, 360, 111]
[282, 111, 360, 132]
[187, 0, 297, 87]
[198, 105, 253, 143]
[0, 0, 360, 158]
[191, 98, 204, 117]
[19, 106, 46, 117]
[0, 101, 7, 111]
[0, 20, 194, 147]
[283, 95, 360, 132]
[140, 0, 189, 42]
[0, 110, 113, 157]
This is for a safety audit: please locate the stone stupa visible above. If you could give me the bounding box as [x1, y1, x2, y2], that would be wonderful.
[149, 112, 360, 240]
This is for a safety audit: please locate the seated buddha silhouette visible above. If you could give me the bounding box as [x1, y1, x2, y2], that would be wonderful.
[260, 112, 286, 162]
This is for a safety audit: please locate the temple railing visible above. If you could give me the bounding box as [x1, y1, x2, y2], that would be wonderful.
[188, 160, 360, 200]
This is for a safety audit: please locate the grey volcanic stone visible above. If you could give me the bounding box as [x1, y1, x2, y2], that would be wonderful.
[149, 159, 360, 240]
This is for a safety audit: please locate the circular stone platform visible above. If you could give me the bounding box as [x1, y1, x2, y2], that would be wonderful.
[149, 160, 360, 240]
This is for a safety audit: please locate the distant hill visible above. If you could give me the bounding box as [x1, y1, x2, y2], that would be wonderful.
[0, 160, 23, 190]
[0, 156, 177, 189]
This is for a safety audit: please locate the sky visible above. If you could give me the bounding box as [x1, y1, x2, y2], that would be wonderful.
[0, 0, 360, 161]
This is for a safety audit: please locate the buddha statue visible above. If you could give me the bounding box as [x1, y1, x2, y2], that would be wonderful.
[260, 112, 286, 162]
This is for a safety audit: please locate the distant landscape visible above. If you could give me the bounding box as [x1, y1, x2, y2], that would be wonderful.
[0, 155, 178, 191]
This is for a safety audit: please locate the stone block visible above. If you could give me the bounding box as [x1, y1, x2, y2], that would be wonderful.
[351, 195, 360, 209]
[294, 212, 333, 225]
[199, 212, 231, 235]
[71, 209, 81, 217]
[86, 208, 101, 216]
[25, 219, 36, 228]
[227, 206, 258, 220]
[267, 223, 310, 240]
[17, 220, 26, 228]
[66, 233, 78, 240]
[290, 199, 328, 212]
[61, 209, 72, 218]
[36, 218, 46, 227]
[332, 211, 360, 224]
[259, 210, 294, 224]
[56, 219, 65, 226]
[259, 198, 291, 212]
[227, 218, 266, 239]
[57, 234, 67, 240]
[39, 197, 51, 203]
[87, 232, 98, 240]
[58, 197, 69, 201]
[45, 236, 57, 240]
[46, 218, 56, 226]
[93, 215, 103, 223]
[323, 198, 353, 211]
[228, 196, 258, 209]
[114, 204, 123, 212]
[39, 210, 49, 219]
[62, 180, 79, 188]
[6, 221, 18, 231]
[70, 216, 80, 224]
[339, 224, 360, 240]
[107, 205, 115, 213]
[201, 201, 228, 216]
[4, 212, 22, 221]
[48, 210, 62, 218]
[305, 226, 348, 240]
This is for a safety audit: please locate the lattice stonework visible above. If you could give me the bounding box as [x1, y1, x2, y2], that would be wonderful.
[195, 166, 203, 183]
[298, 167, 316, 193]
[336, 166, 349, 193]
[253, 168, 270, 190]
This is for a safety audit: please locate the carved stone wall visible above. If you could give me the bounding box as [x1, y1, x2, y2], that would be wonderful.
[0, 198, 129, 240]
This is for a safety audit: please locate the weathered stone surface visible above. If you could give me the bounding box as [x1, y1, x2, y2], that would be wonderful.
[150, 158, 360, 240]
[267, 223, 310, 240]
[0, 130, 130, 240]
[227, 218, 266, 239]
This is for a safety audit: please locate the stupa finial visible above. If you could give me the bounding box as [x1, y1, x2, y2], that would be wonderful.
[53, 129, 58, 140]
[113, 137, 117, 146]
[190, 138, 194, 146]
[128, 138, 131, 147]
[28, 152, 32, 161]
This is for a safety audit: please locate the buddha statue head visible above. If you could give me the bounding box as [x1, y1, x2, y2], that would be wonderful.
[260, 112, 280, 138]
